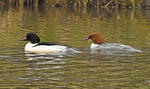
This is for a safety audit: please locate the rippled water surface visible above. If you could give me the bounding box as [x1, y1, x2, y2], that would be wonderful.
[0, 7, 150, 88]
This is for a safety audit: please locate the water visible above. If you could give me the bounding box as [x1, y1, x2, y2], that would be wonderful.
[0, 7, 150, 88]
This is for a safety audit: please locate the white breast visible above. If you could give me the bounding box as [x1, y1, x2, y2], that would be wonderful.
[25, 42, 67, 53]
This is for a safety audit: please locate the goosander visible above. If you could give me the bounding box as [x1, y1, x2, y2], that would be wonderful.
[85, 32, 141, 53]
[21, 32, 79, 53]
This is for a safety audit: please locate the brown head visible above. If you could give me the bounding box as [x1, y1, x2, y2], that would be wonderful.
[85, 32, 105, 44]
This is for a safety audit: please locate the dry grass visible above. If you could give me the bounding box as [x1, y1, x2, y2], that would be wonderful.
[0, 0, 145, 8]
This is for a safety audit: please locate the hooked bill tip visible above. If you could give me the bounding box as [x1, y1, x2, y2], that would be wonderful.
[19, 37, 27, 41]
[84, 38, 89, 40]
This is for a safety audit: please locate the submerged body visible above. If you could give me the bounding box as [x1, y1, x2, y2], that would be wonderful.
[21, 32, 80, 54]
[90, 43, 141, 53]
[25, 42, 67, 53]
[85, 32, 142, 54]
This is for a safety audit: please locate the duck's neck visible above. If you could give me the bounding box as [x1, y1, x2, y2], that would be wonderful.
[90, 43, 102, 49]
[92, 42, 105, 45]
[25, 42, 38, 47]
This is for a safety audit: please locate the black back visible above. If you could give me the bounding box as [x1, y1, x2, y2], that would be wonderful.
[33, 42, 58, 47]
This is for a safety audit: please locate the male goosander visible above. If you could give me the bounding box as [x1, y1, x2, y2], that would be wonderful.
[21, 32, 79, 53]
[85, 32, 141, 53]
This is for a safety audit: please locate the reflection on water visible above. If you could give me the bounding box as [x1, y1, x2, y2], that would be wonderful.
[0, 7, 150, 88]
[24, 47, 81, 60]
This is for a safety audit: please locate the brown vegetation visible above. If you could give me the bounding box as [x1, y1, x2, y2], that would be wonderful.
[0, 0, 147, 8]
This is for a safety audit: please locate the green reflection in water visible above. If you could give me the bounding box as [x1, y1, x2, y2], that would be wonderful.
[0, 8, 150, 48]
[0, 7, 150, 89]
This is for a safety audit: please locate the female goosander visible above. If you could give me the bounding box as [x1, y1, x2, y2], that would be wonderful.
[85, 32, 141, 53]
[21, 32, 79, 53]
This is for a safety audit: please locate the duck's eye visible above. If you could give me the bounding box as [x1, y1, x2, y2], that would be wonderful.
[88, 35, 93, 39]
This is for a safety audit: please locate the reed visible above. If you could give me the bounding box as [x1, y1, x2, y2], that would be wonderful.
[0, 0, 145, 8]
